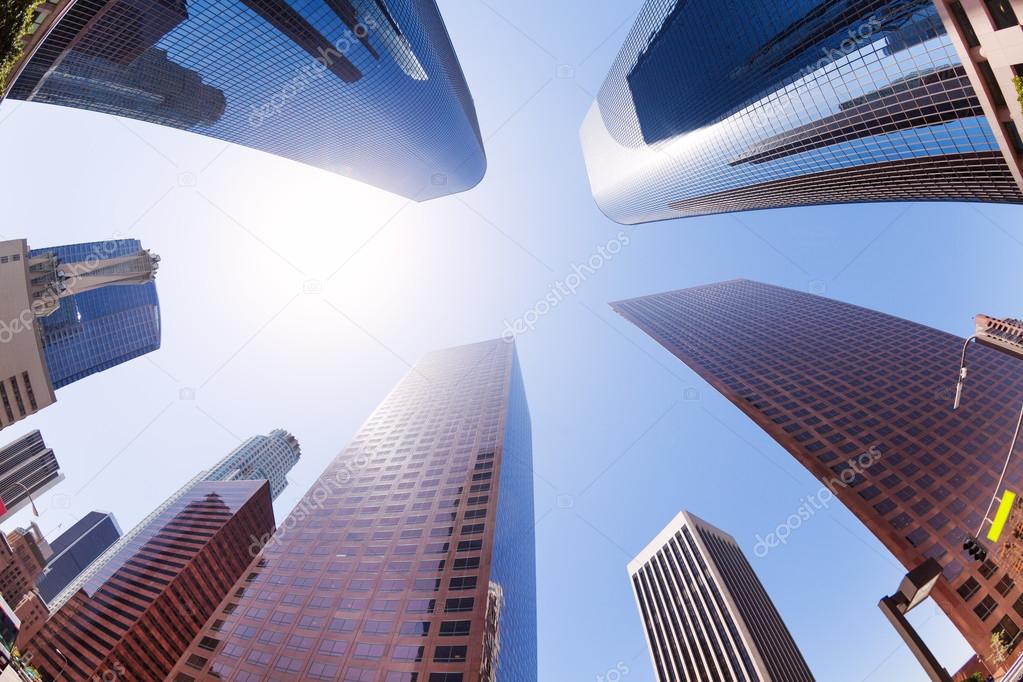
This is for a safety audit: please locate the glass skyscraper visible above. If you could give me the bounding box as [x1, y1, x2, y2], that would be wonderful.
[30, 240, 161, 390]
[169, 339, 537, 682]
[7, 0, 486, 200]
[612, 280, 1023, 669]
[205, 428, 303, 500]
[580, 0, 1023, 223]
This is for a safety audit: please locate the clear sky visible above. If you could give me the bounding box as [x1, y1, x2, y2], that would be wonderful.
[1, 1, 1022, 680]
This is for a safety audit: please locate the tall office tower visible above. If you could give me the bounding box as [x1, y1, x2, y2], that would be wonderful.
[580, 0, 1023, 224]
[169, 340, 537, 682]
[47, 429, 301, 611]
[204, 428, 302, 499]
[611, 280, 1023, 666]
[26, 480, 274, 681]
[0, 432, 63, 523]
[4, 0, 486, 200]
[29, 240, 161, 390]
[630, 511, 815, 681]
[35, 511, 122, 603]
[0, 238, 160, 429]
[0, 523, 51, 608]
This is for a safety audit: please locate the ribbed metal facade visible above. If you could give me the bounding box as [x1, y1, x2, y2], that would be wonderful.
[630, 511, 815, 682]
[169, 339, 537, 682]
[0, 431, 62, 521]
[612, 279, 1023, 668]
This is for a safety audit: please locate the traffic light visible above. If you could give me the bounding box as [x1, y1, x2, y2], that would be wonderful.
[963, 536, 988, 562]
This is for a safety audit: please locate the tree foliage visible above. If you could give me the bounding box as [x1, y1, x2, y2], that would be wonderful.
[0, 0, 41, 94]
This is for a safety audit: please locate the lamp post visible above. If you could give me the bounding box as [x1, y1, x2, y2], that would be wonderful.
[53, 648, 67, 682]
[878, 558, 953, 682]
[5, 482, 39, 518]
[954, 315, 1023, 556]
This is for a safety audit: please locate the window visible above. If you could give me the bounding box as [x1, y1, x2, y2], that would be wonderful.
[185, 654, 207, 670]
[439, 620, 471, 637]
[977, 61, 1008, 107]
[392, 645, 425, 662]
[449, 576, 477, 591]
[958, 578, 981, 601]
[318, 639, 350, 656]
[999, 574, 1017, 596]
[445, 597, 474, 613]
[980, 560, 1000, 580]
[453, 557, 480, 570]
[309, 663, 341, 680]
[984, 0, 1019, 29]
[975, 595, 998, 621]
[434, 645, 468, 663]
[198, 636, 220, 651]
[428, 675, 464, 682]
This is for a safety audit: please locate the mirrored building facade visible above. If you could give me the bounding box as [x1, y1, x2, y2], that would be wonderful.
[612, 279, 1023, 668]
[169, 339, 537, 682]
[581, 0, 1023, 223]
[6, 0, 485, 200]
[30, 239, 161, 390]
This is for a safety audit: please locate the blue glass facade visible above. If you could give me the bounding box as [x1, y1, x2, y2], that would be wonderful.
[490, 346, 537, 681]
[580, 0, 1023, 223]
[30, 240, 160, 390]
[9, 0, 485, 200]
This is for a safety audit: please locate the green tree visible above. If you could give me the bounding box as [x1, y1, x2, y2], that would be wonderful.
[1014, 75, 1023, 116]
[990, 630, 1012, 667]
[0, 0, 41, 93]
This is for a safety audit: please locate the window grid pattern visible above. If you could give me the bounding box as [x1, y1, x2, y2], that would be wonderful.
[612, 279, 1023, 661]
[9, 0, 485, 200]
[28, 481, 276, 680]
[170, 339, 537, 682]
[30, 240, 160, 390]
[581, 0, 1023, 224]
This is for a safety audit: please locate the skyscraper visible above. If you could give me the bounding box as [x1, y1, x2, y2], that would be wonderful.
[26, 480, 275, 680]
[611, 280, 1023, 667]
[169, 339, 537, 682]
[630, 510, 815, 681]
[46, 429, 301, 611]
[0, 523, 51, 608]
[0, 238, 160, 430]
[30, 240, 161, 390]
[205, 428, 303, 500]
[4, 0, 486, 200]
[0, 432, 63, 523]
[35, 511, 122, 603]
[580, 0, 1023, 224]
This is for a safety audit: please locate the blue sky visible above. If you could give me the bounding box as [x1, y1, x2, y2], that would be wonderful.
[1, 1, 1022, 680]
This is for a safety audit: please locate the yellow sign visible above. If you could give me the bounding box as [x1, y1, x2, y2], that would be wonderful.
[989, 490, 1018, 543]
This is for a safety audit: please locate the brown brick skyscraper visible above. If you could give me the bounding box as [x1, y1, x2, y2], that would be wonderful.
[170, 339, 537, 682]
[26, 480, 274, 680]
[612, 280, 1023, 665]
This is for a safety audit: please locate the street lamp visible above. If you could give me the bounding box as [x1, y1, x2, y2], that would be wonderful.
[4, 482, 39, 518]
[878, 558, 953, 682]
[954, 315, 1023, 556]
[53, 648, 67, 682]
